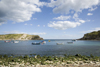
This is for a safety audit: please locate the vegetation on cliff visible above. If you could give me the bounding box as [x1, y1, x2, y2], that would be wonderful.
[79, 30, 100, 40]
[0, 34, 43, 40]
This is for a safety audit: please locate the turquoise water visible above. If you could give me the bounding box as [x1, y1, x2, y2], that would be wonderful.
[0, 39, 100, 56]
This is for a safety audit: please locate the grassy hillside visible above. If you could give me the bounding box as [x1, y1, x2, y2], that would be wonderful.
[0, 34, 43, 40]
[79, 30, 100, 40]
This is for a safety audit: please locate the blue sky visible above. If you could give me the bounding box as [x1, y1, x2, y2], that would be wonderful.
[0, 0, 100, 39]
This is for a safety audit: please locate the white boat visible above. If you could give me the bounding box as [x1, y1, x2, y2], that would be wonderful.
[13, 41, 19, 43]
[72, 39, 77, 41]
[4, 40, 11, 43]
[41, 41, 46, 44]
[56, 43, 64, 45]
[43, 41, 46, 44]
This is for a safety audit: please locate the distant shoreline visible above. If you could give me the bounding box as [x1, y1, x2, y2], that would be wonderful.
[0, 34, 43, 40]
[77, 39, 100, 41]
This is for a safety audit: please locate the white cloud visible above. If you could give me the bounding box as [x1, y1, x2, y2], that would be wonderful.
[30, 24, 33, 26]
[31, 32, 46, 35]
[48, 0, 100, 14]
[61, 34, 81, 39]
[79, 20, 85, 23]
[48, 21, 81, 30]
[45, 34, 82, 39]
[3, 31, 25, 34]
[0, 18, 6, 25]
[87, 20, 91, 22]
[73, 13, 79, 21]
[0, 0, 45, 25]
[87, 13, 93, 15]
[71, 11, 74, 14]
[81, 27, 100, 33]
[50, 10, 86, 30]
[0, 22, 5, 25]
[2, 31, 46, 35]
[43, 25, 45, 27]
[50, 13, 85, 30]
[12, 22, 16, 24]
[89, 7, 97, 11]
[33, 18, 37, 20]
[37, 25, 40, 27]
[24, 23, 33, 26]
[53, 15, 71, 20]
[64, 32, 66, 33]
[24, 23, 27, 25]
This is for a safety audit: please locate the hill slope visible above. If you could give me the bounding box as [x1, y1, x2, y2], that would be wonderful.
[0, 34, 43, 40]
[79, 30, 100, 40]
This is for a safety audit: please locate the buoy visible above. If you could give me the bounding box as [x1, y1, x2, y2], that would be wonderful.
[48, 40, 50, 42]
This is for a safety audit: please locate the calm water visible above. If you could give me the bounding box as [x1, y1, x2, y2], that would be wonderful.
[0, 39, 100, 56]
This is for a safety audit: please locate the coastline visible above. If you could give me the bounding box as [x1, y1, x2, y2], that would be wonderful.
[0, 34, 43, 40]
[77, 39, 100, 41]
[0, 39, 44, 40]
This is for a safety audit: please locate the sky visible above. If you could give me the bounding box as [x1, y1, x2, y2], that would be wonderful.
[0, 0, 100, 39]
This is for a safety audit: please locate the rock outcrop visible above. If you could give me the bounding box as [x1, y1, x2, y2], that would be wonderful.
[79, 30, 100, 40]
[0, 34, 43, 40]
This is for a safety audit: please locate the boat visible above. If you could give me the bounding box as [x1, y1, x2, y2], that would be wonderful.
[56, 43, 64, 45]
[67, 42, 74, 44]
[41, 41, 46, 44]
[32, 42, 40, 45]
[13, 41, 19, 43]
[72, 39, 77, 41]
[4, 40, 11, 43]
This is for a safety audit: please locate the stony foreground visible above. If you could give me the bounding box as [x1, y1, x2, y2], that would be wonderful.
[0, 61, 100, 67]
[0, 54, 100, 67]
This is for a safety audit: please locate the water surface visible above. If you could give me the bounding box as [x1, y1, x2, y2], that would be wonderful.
[0, 39, 100, 56]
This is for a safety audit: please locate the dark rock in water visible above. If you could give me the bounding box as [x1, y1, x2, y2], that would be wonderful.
[75, 54, 81, 57]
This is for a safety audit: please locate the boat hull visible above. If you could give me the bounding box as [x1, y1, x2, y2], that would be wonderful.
[13, 41, 19, 43]
[67, 42, 73, 43]
[32, 43, 40, 45]
[56, 43, 64, 45]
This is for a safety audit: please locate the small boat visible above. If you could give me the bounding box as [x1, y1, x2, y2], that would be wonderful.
[32, 42, 40, 45]
[13, 41, 19, 43]
[72, 39, 77, 41]
[41, 41, 46, 44]
[4, 40, 11, 43]
[67, 42, 73, 44]
[56, 43, 64, 45]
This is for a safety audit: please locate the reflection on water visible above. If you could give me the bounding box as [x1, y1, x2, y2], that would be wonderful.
[0, 39, 100, 56]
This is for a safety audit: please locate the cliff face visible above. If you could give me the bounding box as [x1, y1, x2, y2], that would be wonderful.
[0, 34, 43, 40]
[79, 30, 100, 40]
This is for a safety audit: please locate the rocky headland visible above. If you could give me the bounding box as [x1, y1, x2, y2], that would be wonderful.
[0, 34, 43, 40]
[79, 30, 100, 40]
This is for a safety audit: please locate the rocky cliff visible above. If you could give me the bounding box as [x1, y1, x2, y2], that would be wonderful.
[79, 30, 100, 40]
[0, 34, 43, 40]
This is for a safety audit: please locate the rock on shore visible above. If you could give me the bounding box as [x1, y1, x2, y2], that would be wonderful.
[0, 60, 100, 67]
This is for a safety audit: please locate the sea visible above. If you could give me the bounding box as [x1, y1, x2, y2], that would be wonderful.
[0, 39, 100, 56]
